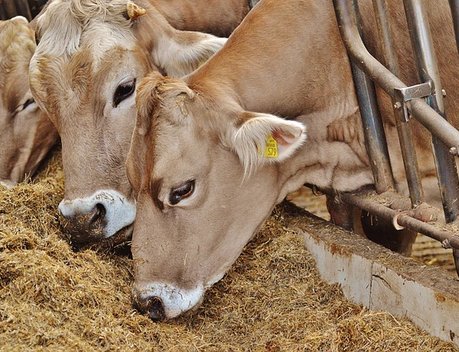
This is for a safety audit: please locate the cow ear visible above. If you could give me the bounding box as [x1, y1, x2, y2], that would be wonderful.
[230, 112, 307, 175]
[135, 72, 194, 135]
[154, 30, 226, 77]
[127, 72, 164, 193]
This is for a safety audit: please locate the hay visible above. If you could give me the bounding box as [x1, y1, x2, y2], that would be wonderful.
[1, 149, 457, 351]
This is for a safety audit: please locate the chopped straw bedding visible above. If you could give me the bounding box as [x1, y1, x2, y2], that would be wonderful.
[1, 149, 458, 351]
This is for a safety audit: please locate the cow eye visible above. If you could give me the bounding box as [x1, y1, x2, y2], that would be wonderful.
[22, 98, 35, 110]
[169, 180, 195, 205]
[13, 98, 36, 116]
[113, 78, 136, 108]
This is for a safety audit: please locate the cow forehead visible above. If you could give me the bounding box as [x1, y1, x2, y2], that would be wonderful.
[0, 20, 35, 114]
[150, 116, 214, 181]
[35, 0, 135, 59]
[0, 20, 35, 86]
[33, 46, 145, 119]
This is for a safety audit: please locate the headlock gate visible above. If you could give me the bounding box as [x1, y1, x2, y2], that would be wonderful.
[333, 0, 459, 276]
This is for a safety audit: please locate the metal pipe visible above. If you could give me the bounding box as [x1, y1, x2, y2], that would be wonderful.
[349, 3, 394, 193]
[449, 0, 459, 53]
[333, 0, 459, 151]
[351, 61, 395, 193]
[403, 0, 459, 223]
[372, 0, 424, 206]
[341, 192, 459, 250]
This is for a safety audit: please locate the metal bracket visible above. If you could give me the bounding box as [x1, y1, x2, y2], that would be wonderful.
[393, 81, 434, 122]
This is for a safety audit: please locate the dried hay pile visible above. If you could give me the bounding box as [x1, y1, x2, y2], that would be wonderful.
[1, 150, 458, 351]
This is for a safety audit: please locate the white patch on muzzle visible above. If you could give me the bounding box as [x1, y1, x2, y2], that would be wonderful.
[135, 282, 205, 319]
[58, 189, 136, 237]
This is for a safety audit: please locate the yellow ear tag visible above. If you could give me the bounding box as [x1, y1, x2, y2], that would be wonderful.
[263, 135, 279, 158]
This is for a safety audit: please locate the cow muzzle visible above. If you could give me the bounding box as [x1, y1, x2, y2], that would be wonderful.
[58, 189, 136, 247]
[132, 282, 205, 321]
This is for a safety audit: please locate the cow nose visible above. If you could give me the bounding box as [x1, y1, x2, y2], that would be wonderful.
[134, 296, 166, 322]
[59, 202, 107, 245]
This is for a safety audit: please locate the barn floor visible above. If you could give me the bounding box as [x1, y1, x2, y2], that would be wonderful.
[1, 150, 458, 351]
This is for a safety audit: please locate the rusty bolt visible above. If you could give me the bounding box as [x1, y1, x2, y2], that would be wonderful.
[393, 102, 402, 109]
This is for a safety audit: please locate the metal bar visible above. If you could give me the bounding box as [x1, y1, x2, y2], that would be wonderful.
[341, 192, 459, 250]
[350, 1, 394, 193]
[403, 0, 459, 223]
[450, 0, 459, 53]
[350, 62, 395, 193]
[372, 0, 424, 206]
[333, 0, 459, 152]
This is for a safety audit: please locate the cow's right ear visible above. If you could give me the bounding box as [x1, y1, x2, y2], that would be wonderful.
[153, 30, 226, 77]
[134, 72, 195, 135]
[227, 111, 307, 176]
[134, 71, 164, 137]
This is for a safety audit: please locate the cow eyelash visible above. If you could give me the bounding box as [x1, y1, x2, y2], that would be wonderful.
[113, 78, 136, 108]
[13, 98, 35, 115]
[169, 180, 195, 206]
[22, 98, 35, 110]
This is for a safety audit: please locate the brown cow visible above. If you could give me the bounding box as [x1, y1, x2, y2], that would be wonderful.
[0, 16, 58, 188]
[126, 0, 459, 320]
[29, 0, 252, 245]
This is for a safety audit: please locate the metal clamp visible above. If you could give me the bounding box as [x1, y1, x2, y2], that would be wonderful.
[393, 81, 434, 122]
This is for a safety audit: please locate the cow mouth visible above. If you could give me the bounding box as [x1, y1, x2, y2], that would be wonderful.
[72, 224, 134, 252]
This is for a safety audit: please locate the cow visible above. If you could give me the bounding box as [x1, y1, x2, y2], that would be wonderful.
[0, 16, 58, 188]
[126, 0, 459, 320]
[29, 0, 253, 245]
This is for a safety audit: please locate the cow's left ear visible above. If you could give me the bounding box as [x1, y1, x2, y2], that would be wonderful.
[229, 112, 307, 174]
[154, 30, 226, 77]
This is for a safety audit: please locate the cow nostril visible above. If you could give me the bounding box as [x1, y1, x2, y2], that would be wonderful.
[89, 203, 106, 225]
[145, 296, 166, 322]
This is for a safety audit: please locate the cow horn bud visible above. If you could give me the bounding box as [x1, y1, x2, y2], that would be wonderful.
[126, 1, 146, 20]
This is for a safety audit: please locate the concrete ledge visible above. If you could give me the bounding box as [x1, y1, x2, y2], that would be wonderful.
[282, 202, 459, 346]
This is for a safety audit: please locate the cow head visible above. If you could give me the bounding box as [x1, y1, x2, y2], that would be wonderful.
[0, 17, 58, 188]
[29, 0, 226, 246]
[127, 73, 306, 320]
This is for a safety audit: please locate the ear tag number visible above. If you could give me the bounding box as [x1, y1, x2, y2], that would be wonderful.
[264, 135, 278, 158]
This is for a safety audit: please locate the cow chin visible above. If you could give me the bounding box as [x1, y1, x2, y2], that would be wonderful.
[75, 223, 135, 251]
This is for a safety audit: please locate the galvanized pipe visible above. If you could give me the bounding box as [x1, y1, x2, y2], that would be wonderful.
[351, 61, 395, 193]
[333, 0, 459, 151]
[372, 0, 424, 206]
[403, 0, 459, 223]
[449, 0, 459, 53]
[349, 3, 395, 193]
[341, 192, 459, 250]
